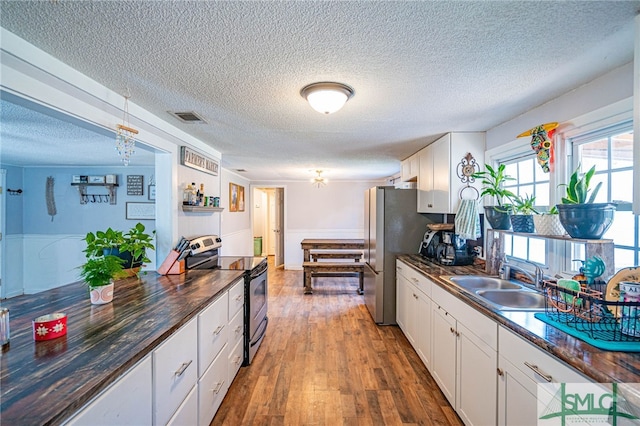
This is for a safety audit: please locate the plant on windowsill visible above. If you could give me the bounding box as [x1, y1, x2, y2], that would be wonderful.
[472, 163, 516, 230]
[83, 222, 156, 277]
[510, 193, 538, 233]
[556, 164, 616, 239]
[532, 205, 566, 236]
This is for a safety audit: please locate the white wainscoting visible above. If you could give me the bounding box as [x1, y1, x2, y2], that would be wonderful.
[285, 228, 364, 270]
[4, 235, 24, 298]
[220, 229, 253, 257]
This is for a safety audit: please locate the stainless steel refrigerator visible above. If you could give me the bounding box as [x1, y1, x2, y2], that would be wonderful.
[364, 186, 430, 324]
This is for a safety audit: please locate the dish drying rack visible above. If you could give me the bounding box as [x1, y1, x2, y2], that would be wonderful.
[542, 280, 640, 343]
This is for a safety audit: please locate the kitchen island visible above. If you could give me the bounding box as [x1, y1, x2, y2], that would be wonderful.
[0, 269, 244, 425]
[397, 254, 640, 384]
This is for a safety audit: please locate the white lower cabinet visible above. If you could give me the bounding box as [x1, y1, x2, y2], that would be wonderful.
[396, 260, 432, 369]
[430, 282, 498, 426]
[153, 317, 198, 425]
[199, 344, 229, 426]
[167, 384, 198, 426]
[65, 355, 152, 426]
[497, 326, 594, 426]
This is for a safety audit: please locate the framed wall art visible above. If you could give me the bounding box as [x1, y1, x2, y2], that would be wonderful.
[229, 183, 245, 212]
[126, 202, 155, 220]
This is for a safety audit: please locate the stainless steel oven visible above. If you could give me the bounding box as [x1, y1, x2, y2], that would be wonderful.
[184, 235, 268, 365]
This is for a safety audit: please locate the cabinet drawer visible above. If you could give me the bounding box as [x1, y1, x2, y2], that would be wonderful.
[66, 356, 152, 426]
[498, 326, 589, 384]
[229, 308, 244, 348]
[198, 292, 229, 375]
[167, 384, 198, 426]
[432, 283, 497, 349]
[153, 317, 198, 425]
[198, 345, 229, 426]
[228, 336, 244, 384]
[228, 278, 245, 320]
[396, 260, 431, 297]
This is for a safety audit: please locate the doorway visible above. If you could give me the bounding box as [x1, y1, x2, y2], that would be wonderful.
[252, 186, 285, 269]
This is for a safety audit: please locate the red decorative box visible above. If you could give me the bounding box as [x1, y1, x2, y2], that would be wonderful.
[33, 313, 67, 341]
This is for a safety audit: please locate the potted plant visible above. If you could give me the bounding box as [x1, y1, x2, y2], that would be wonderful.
[472, 164, 516, 230]
[79, 255, 126, 304]
[83, 223, 155, 276]
[510, 193, 538, 233]
[533, 205, 566, 236]
[556, 165, 615, 239]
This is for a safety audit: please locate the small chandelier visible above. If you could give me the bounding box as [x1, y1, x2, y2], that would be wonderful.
[115, 91, 139, 166]
[311, 170, 327, 188]
[300, 82, 354, 114]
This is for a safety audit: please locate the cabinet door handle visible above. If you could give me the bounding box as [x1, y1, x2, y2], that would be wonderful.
[212, 380, 226, 394]
[212, 325, 225, 335]
[233, 355, 242, 365]
[524, 362, 552, 382]
[235, 325, 243, 335]
[411, 278, 419, 284]
[174, 359, 193, 377]
[235, 294, 243, 302]
[497, 368, 504, 376]
[450, 327, 455, 334]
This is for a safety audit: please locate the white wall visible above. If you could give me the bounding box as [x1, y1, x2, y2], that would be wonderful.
[251, 180, 383, 269]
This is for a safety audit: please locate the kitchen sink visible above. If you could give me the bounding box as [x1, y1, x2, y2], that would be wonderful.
[475, 290, 546, 311]
[444, 275, 524, 291]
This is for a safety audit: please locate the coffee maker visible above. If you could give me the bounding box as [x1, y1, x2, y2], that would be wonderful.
[434, 232, 476, 266]
[419, 230, 441, 259]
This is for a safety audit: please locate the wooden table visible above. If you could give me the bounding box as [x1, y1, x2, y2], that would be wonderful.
[300, 239, 364, 262]
[300, 239, 365, 294]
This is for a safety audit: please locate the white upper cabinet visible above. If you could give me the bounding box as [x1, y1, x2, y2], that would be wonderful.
[401, 152, 420, 182]
[417, 132, 485, 214]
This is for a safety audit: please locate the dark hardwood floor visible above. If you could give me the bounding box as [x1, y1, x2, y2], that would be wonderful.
[212, 257, 462, 425]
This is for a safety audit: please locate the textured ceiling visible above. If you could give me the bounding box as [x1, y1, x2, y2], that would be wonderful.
[0, 1, 638, 180]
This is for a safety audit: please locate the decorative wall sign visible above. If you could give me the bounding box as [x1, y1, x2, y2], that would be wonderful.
[229, 183, 245, 212]
[126, 175, 144, 196]
[180, 146, 219, 176]
[126, 202, 155, 220]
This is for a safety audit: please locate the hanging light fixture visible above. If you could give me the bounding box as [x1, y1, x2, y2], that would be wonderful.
[300, 82, 354, 114]
[311, 170, 327, 188]
[115, 90, 139, 166]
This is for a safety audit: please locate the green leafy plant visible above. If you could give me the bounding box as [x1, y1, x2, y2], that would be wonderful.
[560, 164, 602, 204]
[83, 223, 155, 269]
[79, 255, 126, 288]
[472, 164, 516, 211]
[512, 193, 539, 215]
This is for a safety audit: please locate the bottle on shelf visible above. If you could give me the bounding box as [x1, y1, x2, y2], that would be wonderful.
[199, 183, 204, 205]
[190, 182, 197, 205]
[183, 183, 193, 206]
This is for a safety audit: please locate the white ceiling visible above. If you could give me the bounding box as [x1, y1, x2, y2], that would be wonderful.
[0, 1, 638, 180]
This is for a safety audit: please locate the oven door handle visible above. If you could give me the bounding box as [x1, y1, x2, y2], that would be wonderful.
[250, 316, 269, 347]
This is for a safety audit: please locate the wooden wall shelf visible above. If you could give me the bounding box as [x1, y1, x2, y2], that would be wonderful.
[71, 183, 118, 205]
[181, 205, 224, 213]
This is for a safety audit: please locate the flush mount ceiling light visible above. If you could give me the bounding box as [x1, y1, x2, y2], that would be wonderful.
[300, 82, 354, 114]
[311, 170, 327, 188]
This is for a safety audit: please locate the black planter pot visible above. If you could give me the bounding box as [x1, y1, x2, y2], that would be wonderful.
[510, 214, 535, 233]
[103, 247, 143, 269]
[484, 206, 512, 230]
[556, 203, 616, 239]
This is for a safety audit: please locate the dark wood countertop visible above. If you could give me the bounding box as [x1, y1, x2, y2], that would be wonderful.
[397, 254, 640, 384]
[0, 269, 245, 425]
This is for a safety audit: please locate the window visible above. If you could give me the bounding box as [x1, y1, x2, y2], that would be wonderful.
[499, 155, 550, 265]
[570, 122, 637, 270]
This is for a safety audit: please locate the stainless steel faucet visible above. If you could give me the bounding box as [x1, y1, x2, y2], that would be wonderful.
[504, 256, 547, 289]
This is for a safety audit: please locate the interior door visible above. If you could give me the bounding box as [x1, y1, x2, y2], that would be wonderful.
[274, 188, 284, 268]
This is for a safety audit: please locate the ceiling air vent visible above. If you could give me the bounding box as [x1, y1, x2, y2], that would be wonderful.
[236, 169, 247, 172]
[169, 111, 206, 123]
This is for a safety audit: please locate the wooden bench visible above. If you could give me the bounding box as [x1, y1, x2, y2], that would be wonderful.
[309, 251, 362, 262]
[302, 262, 364, 295]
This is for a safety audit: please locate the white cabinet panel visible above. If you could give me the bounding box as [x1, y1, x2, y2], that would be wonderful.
[229, 308, 244, 348]
[228, 278, 245, 320]
[65, 356, 152, 426]
[153, 317, 198, 426]
[198, 345, 229, 426]
[431, 304, 457, 406]
[228, 336, 244, 384]
[198, 292, 229, 376]
[167, 384, 198, 426]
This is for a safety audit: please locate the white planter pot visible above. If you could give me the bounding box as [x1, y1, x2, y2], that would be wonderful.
[533, 214, 566, 236]
[90, 281, 114, 305]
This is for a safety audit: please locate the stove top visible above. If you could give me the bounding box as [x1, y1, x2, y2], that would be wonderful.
[217, 256, 266, 271]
